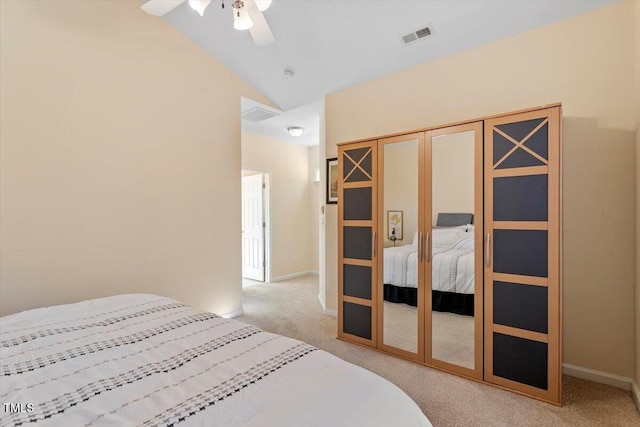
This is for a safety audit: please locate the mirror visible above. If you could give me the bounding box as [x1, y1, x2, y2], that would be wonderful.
[430, 130, 476, 369]
[382, 138, 419, 354]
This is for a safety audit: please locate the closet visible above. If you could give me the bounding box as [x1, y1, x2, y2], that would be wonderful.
[337, 105, 561, 405]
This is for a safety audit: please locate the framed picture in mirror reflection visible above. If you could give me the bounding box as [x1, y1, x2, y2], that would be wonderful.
[387, 210, 403, 244]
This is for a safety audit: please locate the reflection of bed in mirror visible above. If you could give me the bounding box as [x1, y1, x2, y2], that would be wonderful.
[383, 213, 474, 316]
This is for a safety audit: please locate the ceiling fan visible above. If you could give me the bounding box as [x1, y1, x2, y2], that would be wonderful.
[141, 0, 275, 46]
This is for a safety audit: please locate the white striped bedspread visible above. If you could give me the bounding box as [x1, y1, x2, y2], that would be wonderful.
[383, 236, 475, 294]
[0, 294, 431, 427]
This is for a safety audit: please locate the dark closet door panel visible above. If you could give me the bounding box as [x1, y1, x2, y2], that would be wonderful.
[485, 106, 561, 403]
[493, 333, 548, 390]
[343, 302, 372, 340]
[494, 175, 548, 221]
[344, 226, 372, 260]
[343, 155, 358, 179]
[496, 118, 546, 143]
[494, 119, 549, 170]
[522, 122, 549, 160]
[344, 165, 370, 183]
[360, 150, 373, 176]
[494, 281, 548, 333]
[496, 146, 546, 169]
[493, 230, 548, 277]
[344, 148, 370, 172]
[344, 264, 372, 300]
[343, 148, 373, 183]
[344, 187, 372, 220]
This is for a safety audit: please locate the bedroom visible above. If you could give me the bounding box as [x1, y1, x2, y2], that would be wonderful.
[1, 0, 639, 425]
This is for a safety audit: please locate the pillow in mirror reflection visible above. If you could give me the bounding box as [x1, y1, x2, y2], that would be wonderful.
[453, 236, 475, 251]
[413, 226, 472, 248]
[432, 228, 464, 248]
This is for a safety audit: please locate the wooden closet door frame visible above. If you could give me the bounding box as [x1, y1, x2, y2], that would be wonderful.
[338, 140, 379, 347]
[483, 107, 562, 405]
[424, 121, 484, 381]
[376, 132, 425, 363]
[335, 103, 563, 405]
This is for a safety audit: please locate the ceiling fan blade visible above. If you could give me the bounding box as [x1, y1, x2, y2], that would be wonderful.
[246, 1, 275, 46]
[141, 0, 186, 16]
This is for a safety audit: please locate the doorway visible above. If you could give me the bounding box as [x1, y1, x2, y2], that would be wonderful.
[241, 171, 270, 284]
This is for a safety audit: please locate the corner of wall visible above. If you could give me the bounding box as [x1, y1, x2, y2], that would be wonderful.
[319, 98, 329, 313]
[632, 380, 640, 411]
[634, 0, 640, 396]
[219, 308, 245, 319]
[563, 363, 633, 391]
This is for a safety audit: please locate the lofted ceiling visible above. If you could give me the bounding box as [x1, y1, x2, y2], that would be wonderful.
[145, 0, 618, 146]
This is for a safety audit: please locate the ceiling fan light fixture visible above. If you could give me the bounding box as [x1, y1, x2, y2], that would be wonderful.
[287, 127, 304, 137]
[233, 2, 254, 30]
[188, 0, 211, 16]
[255, 0, 272, 12]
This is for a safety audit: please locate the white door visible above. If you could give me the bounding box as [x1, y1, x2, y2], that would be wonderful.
[242, 174, 265, 281]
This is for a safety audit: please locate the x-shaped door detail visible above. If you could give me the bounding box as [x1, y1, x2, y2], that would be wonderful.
[493, 119, 549, 169]
[344, 148, 373, 182]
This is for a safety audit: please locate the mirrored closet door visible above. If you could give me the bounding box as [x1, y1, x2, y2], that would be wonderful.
[376, 133, 425, 362]
[338, 105, 562, 405]
[425, 122, 483, 380]
[374, 124, 484, 373]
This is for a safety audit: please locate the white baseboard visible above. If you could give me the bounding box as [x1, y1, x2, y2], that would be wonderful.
[563, 363, 632, 391]
[323, 308, 337, 317]
[317, 293, 326, 310]
[271, 271, 317, 282]
[632, 381, 640, 411]
[316, 293, 336, 317]
[219, 308, 244, 319]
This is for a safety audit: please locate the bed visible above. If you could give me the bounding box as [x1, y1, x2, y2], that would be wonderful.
[0, 294, 431, 427]
[383, 213, 475, 316]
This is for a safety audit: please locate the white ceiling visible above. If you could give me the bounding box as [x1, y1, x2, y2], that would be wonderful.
[241, 97, 321, 147]
[149, 0, 618, 146]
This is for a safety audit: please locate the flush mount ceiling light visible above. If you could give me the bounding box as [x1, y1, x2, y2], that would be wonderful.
[287, 127, 304, 137]
[142, 0, 275, 46]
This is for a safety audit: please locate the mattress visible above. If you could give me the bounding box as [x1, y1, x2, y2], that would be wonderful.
[0, 294, 431, 427]
[383, 233, 475, 294]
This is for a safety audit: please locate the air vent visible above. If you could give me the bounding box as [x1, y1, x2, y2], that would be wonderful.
[241, 107, 280, 122]
[402, 33, 418, 44]
[401, 24, 434, 46]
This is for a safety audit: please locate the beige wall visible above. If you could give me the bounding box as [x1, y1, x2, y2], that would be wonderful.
[0, 0, 271, 317]
[383, 141, 419, 245]
[634, 0, 640, 391]
[318, 99, 328, 310]
[325, 1, 637, 377]
[432, 132, 475, 225]
[309, 146, 320, 272]
[241, 131, 315, 279]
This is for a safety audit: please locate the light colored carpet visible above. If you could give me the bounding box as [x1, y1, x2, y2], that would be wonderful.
[383, 300, 418, 353]
[239, 274, 640, 427]
[383, 301, 475, 368]
[432, 310, 475, 369]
